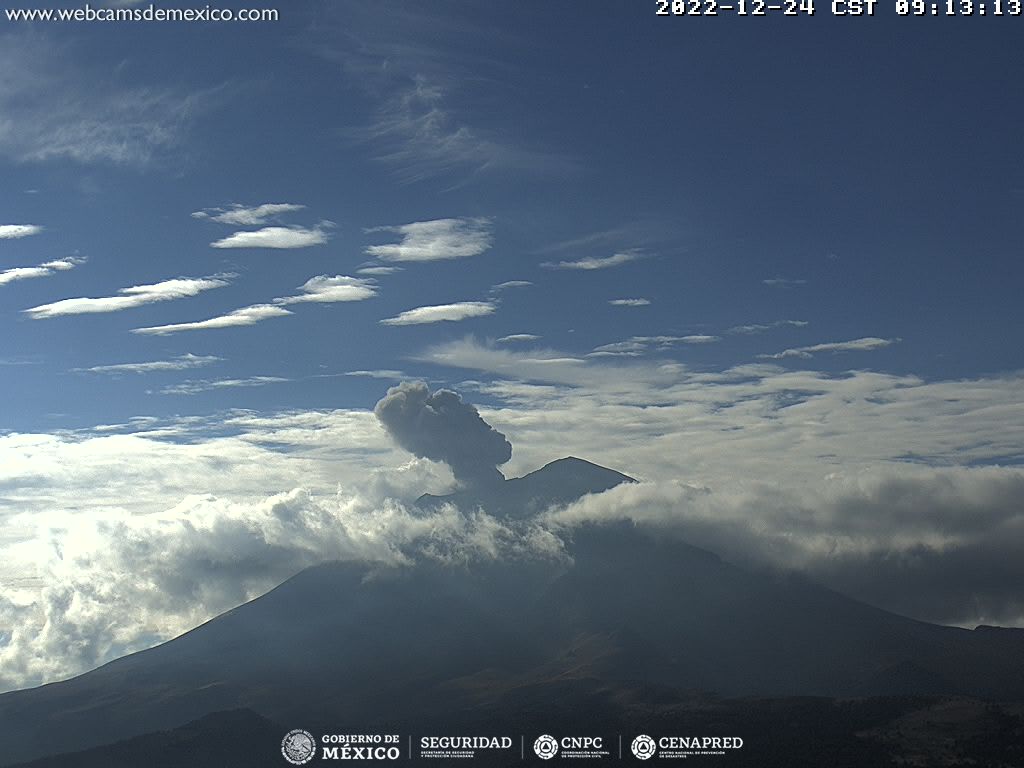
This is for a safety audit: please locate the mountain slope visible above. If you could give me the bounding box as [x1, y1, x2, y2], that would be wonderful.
[1, 457, 1022, 766]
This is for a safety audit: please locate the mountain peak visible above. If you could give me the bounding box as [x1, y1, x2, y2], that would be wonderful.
[416, 456, 634, 519]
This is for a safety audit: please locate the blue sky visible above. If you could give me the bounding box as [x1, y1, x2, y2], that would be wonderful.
[2, 2, 1024, 689]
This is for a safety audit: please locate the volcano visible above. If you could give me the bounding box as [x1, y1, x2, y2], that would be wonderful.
[2, 457, 1023, 767]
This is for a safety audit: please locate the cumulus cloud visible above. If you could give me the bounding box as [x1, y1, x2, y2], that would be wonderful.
[23, 276, 228, 319]
[159, 376, 289, 396]
[542, 250, 644, 270]
[0, 224, 43, 239]
[210, 225, 330, 249]
[545, 467, 1024, 629]
[760, 337, 898, 359]
[609, 298, 650, 306]
[131, 304, 291, 335]
[375, 381, 513, 489]
[380, 301, 495, 326]
[0, 480, 559, 691]
[0, 256, 85, 286]
[4, 354, 1024, 691]
[76, 353, 221, 375]
[191, 203, 305, 226]
[275, 275, 377, 304]
[365, 218, 492, 262]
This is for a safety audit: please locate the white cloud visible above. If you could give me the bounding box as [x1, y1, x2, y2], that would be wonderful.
[0, 256, 85, 286]
[159, 376, 289, 396]
[0, 35, 204, 166]
[491, 280, 532, 292]
[760, 337, 899, 359]
[23, 276, 228, 319]
[131, 304, 292, 336]
[677, 334, 719, 344]
[542, 250, 644, 270]
[210, 225, 330, 249]
[357, 266, 403, 276]
[380, 301, 496, 326]
[344, 370, 407, 379]
[0, 224, 43, 239]
[356, 75, 574, 184]
[590, 335, 720, 357]
[275, 275, 377, 305]
[0, 411, 557, 690]
[763, 277, 807, 287]
[192, 203, 305, 226]
[727, 320, 808, 334]
[498, 334, 541, 343]
[76, 354, 221, 375]
[4, 353, 1024, 689]
[365, 218, 491, 262]
[609, 298, 650, 307]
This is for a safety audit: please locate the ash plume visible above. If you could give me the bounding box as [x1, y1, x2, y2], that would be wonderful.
[374, 381, 512, 488]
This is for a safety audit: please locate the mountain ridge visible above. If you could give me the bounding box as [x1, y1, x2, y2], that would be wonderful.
[1, 456, 1023, 766]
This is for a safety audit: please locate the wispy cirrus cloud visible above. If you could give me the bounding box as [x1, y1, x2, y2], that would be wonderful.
[727, 319, 808, 334]
[344, 369, 407, 380]
[590, 334, 719, 357]
[275, 275, 377, 305]
[75, 354, 221, 375]
[210, 225, 331, 249]
[365, 217, 492, 263]
[490, 280, 532, 293]
[159, 376, 289, 396]
[0, 224, 43, 239]
[23, 275, 229, 319]
[542, 250, 644, 271]
[762, 276, 807, 287]
[760, 337, 899, 360]
[380, 301, 496, 326]
[357, 266, 403, 276]
[498, 334, 541, 343]
[131, 304, 292, 336]
[360, 75, 575, 184]
[192, 203, 306, 226]
[609, 298, 650, 307]
[0, 34, 205, 166]
[0, 256, 85, 286]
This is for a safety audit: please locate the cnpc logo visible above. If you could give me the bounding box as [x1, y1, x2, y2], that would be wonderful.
[534, 735, 605, 759]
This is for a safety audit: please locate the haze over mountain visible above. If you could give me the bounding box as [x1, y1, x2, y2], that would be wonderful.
[2, 449, 1023, 766]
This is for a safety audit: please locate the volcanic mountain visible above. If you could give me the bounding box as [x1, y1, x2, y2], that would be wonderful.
[1, 457, 1023, 767]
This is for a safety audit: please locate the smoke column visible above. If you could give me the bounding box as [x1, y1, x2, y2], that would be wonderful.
[374, 381, 512, 488]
